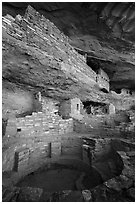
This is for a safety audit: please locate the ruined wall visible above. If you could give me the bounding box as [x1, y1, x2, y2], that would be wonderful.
[97, 75, 109, 92]
[5, 112, 73, 139]
[3, 96, 73, 172]
[121, 88, 130, 95]
[113, 97, 135, 111]
[5, 97, 73, 138]
[70, 98, 81, 115]
[97, 69, 109, 92]
[108, 103, 115, 114]
[98, 69, 109, 81]
[58, 100, 71, 119]
[70, 98, 84, 120]
[59, 98, 84, 120]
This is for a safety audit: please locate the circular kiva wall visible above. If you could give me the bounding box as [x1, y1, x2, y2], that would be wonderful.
[3, 134, 124, 191]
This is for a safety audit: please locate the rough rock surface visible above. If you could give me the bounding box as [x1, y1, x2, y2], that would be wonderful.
[2, 2, 135, 91]
[2, 3, 135, 202]
[2, 4, 135, 119]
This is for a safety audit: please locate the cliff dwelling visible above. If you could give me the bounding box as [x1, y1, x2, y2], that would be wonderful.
[2, 3, 135, 202]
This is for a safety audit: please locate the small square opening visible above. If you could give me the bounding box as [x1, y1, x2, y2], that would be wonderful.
[17, 128, 21, 132]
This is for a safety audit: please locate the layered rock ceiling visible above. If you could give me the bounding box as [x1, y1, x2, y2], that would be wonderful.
[2, 3, 135, 118]
[2, 2, 135, 90]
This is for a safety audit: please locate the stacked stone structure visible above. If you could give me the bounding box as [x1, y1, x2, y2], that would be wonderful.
[96, 68, 110, 92]
[59, 98, 84, 120]
[2, 5, 110, 95]
[3, 96, 73, 172]
[121, 88, 130, 95]
[2, 4, 111, 178]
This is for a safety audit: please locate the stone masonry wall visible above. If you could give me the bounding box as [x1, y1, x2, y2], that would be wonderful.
[59, 100, 71, 119]
[59, 98, 84, 120]
[70, 98, 84, 120]
[2, 5, 98, 90]
[121, 88, 130, 95]
[3, 97, 73, 172]
[5, 100, 73, 139]
[97, 75, 109, 92]
[97, 68, 109, 92]
[98, 69, 109, 82]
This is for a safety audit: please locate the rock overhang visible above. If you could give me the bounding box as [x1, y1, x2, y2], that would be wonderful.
[2, 2, 135, 91]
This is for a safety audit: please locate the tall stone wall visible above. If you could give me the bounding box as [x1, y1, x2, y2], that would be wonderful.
[70, 98, 84, 120]
[108, 103, 116, 114]
[98, 69, 109, 82]
[2, 5, 97, 89]
[97, 68, 109, 92]
[70, 98, 81, 115]
[97, 75, 109, 92]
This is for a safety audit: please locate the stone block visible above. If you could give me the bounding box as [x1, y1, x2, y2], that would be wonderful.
[34, 117, 42, 122]
[32, 112, 39, 117]
[34, 123, 41, 127]
[25, 124, 34, 128]
[43, 130, 50, 135]
[42, 126, 49, 131]
[25, 115, 33, 119]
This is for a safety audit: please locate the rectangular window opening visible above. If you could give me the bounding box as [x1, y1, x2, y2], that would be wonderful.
[17, 128, 21, 132]
[77, 104, 79, 111]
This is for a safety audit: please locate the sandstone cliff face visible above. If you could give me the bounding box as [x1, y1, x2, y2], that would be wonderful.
[2, 4, 135, 202]
[2, 2, 135, 91]
[2, 5, 112, 118]
[2, 3, 135, 119]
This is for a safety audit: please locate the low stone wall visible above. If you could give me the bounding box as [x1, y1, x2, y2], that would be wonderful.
[82, 137, 126, 183]
[82, 138, 111, 165]
[2, 133, 83, 187]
